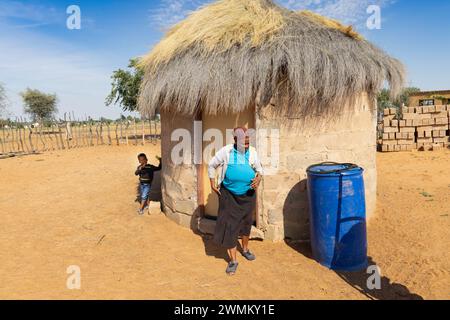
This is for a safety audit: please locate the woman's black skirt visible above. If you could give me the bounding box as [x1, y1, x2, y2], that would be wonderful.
[213, 186, 256, 249]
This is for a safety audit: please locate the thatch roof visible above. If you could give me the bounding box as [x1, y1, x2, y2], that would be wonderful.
[138, 0, 405, 117]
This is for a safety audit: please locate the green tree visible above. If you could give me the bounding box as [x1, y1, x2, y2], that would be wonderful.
[377, 87, 421, 112]
[21, 88, 58, 121]
[106, 58, 144, 112]
[397, 87, 421, 107]
[377, 89, 394, 113]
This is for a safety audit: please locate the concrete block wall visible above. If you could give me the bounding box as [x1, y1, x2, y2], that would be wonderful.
[256, 94, 377, 241]
[159, 95, 377, 243]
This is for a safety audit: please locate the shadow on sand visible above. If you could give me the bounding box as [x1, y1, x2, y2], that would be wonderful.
[286, 240, 424, 300]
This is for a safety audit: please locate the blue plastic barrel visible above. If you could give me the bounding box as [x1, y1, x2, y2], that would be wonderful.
[306, 162, 368, 271]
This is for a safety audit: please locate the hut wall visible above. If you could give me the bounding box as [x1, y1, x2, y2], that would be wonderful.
[257, 94, 377, 241]
[160, 111, 199, 228]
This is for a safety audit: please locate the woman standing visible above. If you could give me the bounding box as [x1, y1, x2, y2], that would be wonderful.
[208, 127, 263, 275]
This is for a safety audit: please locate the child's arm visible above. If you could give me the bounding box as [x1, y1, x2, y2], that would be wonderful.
[152, 156, 162, 172]
[135, 166, 142, 176]
[155, 158, 162, 171]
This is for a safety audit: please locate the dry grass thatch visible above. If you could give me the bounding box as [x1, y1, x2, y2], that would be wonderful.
[138, 0, 405, 117]
[297, 10, 364, 41]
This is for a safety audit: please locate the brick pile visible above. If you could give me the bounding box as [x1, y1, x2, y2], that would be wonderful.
[380, 105, 450, 152]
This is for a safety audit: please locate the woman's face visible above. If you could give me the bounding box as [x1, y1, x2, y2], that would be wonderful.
[234, 129, 249, 153]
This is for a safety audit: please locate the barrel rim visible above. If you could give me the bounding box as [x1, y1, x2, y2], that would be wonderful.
[306, 162, 363, 176]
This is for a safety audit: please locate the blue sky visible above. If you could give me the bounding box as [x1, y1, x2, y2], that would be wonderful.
[0, 0, 449, 119]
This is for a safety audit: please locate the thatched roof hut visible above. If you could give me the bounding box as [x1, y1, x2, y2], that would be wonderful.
[138, 0, 405, 241]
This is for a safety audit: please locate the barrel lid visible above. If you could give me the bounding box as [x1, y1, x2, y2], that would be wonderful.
[307, 162, 363, 176]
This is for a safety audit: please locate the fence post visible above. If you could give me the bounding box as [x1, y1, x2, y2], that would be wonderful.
[17, 118, 25, 153]
[133, 118, 138, 146]
[115, 122, 119, 146]
[99, 122, 104, 145]
[52, 122, 60, 150]
[0, 125, 5, 154]
[142, 118, 145, 146]
[38, 122, 46, 151]
[106, 122, 112, 145]
[125, 121, 129, 145]
[88, 121, 94, 146]
[27, 121, 36, 153]
[154, 119, 158, 145]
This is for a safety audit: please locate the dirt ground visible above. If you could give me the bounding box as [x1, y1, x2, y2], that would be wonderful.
[0, 144, 448, 300]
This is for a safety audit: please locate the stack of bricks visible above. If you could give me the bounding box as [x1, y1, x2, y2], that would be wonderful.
[380, 105, 450, 152]
[414, 105, 449, 151]
[381, 108, 416, 152]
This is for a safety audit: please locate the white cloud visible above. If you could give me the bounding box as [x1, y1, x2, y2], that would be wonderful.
[149, 0, 396, 29]
[0, 27, 122, 120]
[280, 0, 396, 25]
[149, 0, 212, 30]
[0, 0, 62, 27]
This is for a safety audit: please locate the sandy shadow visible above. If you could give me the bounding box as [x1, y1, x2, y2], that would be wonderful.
[285, 225, 423, 300]
[201, 236, 230, 262]
[283, 179, 310, 241]
[335, 257, 424, 300]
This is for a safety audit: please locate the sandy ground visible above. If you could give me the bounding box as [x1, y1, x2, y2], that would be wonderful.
[0, 144, 448, 300]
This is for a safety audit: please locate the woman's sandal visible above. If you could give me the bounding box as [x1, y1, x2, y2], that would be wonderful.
[242, 250, 256, 261]
[226, 262, 239, 275]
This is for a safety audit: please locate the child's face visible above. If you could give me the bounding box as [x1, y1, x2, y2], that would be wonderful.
[139, 157, 148, 165]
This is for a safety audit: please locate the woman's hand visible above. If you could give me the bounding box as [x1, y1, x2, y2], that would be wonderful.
[251, 174, 262, 190]
[210, 178, 221, 196]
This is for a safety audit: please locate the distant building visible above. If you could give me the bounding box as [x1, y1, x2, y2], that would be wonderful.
[409, 90, 450, 107]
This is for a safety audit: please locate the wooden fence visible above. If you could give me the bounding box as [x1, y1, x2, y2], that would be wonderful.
[0, 116, 161, 157]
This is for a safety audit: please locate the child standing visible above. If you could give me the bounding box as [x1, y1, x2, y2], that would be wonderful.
[135, 153, 162, 215]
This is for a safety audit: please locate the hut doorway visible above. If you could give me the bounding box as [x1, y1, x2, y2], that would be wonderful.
[199, 107, 256, 221]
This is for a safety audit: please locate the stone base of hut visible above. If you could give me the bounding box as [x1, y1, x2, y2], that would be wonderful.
[159, 94, 377, 242]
